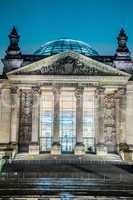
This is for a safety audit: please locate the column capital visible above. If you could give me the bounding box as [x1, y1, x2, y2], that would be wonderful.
[96, 87, 105, 95]
[32, 86, 40, 95]
[11, 86, 18, 94]
[52, 86, 61, 95]
[117, 87, 126, 96]
[75, 86, 84, 98]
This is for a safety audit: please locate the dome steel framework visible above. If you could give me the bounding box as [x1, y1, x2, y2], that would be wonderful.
[34, 38, 99, 57]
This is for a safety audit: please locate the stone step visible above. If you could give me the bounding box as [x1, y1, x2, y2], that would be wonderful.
[14, 153, 122, 162]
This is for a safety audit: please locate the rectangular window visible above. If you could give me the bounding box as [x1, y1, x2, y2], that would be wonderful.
[40, 92, 53, 152]
[83, 91, 95, 152]
[60, 91, 76, 152]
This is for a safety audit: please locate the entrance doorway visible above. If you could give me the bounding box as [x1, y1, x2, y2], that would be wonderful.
[60, 135, 76, 153]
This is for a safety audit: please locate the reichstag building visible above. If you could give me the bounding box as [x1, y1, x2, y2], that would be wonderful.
[0, 27, 133, 199]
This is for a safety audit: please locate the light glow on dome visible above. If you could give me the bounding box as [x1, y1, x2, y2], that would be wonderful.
[34, 38, 99, 57]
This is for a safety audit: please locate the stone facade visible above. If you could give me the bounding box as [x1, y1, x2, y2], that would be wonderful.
[0, 28, 133, 160]
[1, 29, 133, 199]
[0, 50, 132, 158]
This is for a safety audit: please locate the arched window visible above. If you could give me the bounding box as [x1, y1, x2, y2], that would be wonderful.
[40, 91, 54, 152]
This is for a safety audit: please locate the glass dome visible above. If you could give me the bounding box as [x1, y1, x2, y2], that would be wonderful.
[34, 38, 99, 57]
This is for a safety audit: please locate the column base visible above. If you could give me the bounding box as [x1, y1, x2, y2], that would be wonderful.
[51, 142, 61, 155]
[96, 144, 107, 155]
[74, 143, 85, 155]
[29, 143, 39, 155]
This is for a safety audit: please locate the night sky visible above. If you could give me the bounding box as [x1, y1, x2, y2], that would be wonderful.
[0, 0, 133, 73]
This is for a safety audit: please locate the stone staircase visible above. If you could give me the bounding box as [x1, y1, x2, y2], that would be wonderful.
[1, 153, 133, 197]
[14, 153, 122, 162]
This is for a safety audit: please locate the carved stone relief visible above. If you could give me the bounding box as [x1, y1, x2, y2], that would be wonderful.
[18, 89, 33, 152]
[14, 55, 118, 76]
[104, 93, 117, 152]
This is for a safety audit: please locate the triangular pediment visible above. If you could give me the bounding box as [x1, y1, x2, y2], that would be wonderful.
[7, 51, 130, 77]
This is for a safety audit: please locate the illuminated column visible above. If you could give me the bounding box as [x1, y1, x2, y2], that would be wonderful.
[118, 88, 127, 143]
[96, 87, 107, 155]
[10, 87, 20, 148]
[0, 88, 11, 144]
[114, 89, 121, 152]
[51, 86, 61, 155]
[74, 86, 85, 155]
[29, 86, 40, 154]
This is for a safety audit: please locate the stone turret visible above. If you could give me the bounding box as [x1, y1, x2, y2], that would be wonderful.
[6, 26, 21, 57]
[114, 28, 133, 74]
[2, 27, 23, 73]
[115, 28, 131, 60]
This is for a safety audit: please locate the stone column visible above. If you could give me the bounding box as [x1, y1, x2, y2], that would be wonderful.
[0, 88, 11, 157]
[126, 84, 133, 150]
[96, 87, 107, 155]
[118, 88, 127, 144]
[114, 90, 121, 152]
[29, 86, 40, 154]
[10, 87, 20, 155]
[93, 88, 98, 151]
[51, 86, 61, 155]
[74, 86, 85, 155]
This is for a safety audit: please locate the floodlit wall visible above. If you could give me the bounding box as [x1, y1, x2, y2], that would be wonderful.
[126, 82, 133, 147]
[0, 86, 11, 143]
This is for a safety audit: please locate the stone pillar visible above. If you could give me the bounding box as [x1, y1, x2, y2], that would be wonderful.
[93, 88, 99, 151]
[51, 86, 61, 155]
[126, 84, 133, 150]
[0, 89, 11, 143]
[114, 90, 121, 152]
[0, 88, 11, 157]
[29, 87, 40, 154]
[96, 87, 107, 155]
[10, 87, 20, 155]
[74, 86, 85, 155]
[118, 88, 127, 144]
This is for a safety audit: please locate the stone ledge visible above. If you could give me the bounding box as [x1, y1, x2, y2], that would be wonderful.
[51, 142, 61, 155]
[29, 144, 39, 155]
[74, 143, 85, 155]
[96, 144, 108, 155]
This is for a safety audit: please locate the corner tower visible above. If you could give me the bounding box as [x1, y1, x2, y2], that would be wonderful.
[114, 28, 133, 73]
[115, 28, 131, 60]
[2, 27, 23, 73]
